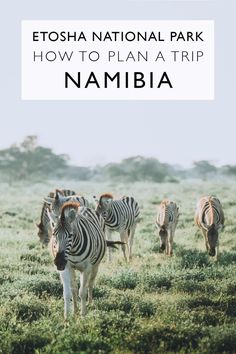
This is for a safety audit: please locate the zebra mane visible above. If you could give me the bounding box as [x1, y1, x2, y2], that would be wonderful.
[55, 188, 64, 198]
[61, 201, 80, 213]
[161, 199, 170, 205]
[55, 189, 76, 197]
[48, 191, 55, 198]
[208, 197, 214, 226]
[100, 193, 114, 200]
[160, 199, 170, 212]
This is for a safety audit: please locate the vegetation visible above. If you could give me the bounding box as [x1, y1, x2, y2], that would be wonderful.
[0, 180, 236, 353]
[1, 136, 236, 183]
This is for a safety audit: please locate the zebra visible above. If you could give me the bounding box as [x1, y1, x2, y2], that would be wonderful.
[94, 193, 140, 262]
[156, 200, 179, 256]
[47, 201, 123, 319]
[44, 189, 90, 216]
[36, 189, 89, 246]
[195, 196, 224, 259]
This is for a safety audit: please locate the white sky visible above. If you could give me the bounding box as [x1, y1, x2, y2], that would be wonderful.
[1, 0, 235, 167]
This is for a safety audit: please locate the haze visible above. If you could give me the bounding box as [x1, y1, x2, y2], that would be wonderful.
[1, 0, 235, 167]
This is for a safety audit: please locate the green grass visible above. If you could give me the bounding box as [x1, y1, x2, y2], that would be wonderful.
[0, 180, 236, 353]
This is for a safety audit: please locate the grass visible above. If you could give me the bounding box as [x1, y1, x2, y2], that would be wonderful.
[0, 180, 236, 353]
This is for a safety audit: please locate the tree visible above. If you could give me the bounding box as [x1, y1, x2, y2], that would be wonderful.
[0, 136, 68, 182]
[221, 165, 236, 176]
[192, 160, 217, 180]
[103, 156, 173, 182]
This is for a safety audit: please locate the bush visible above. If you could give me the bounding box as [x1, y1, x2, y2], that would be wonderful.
[0, 271, 14, 285]
[10, 295, 49, 323]
[199, 326, 236, 353]
[6, 330, 50, 354]
[128, 322, 203, 353]
[95, 292, 156, 318]
[141, 272, 172, 292]
[20, 251, 51, 265]
[99, 270, 139, 290]
[27, 277, 62, 298]
[175, 249, 210, 269]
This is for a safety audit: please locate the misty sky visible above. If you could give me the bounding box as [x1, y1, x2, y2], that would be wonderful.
[1, 0, 235, 167]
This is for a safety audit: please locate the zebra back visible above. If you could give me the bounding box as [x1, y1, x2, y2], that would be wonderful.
[195, 196, 224, 231]
[101, 196, 140, 232]
[156, 200, 179, 229]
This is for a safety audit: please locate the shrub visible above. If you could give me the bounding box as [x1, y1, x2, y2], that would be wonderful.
[0, 271, 14, 285]
[99, 270, 139, 290]
[175, 249, 210, 269]
[7, 330, 50, 354]
[219, 251, 236, 266]
[9, 295, 49, 323]
[128, 322, 203, 353]
[141, 272, 172, 292]
[20, 251, 51, 265]
[199, 326, 236, 353]
[27, 277, 62, 298]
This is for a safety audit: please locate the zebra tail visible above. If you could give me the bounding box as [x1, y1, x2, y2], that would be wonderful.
[106, 240, 126, 249]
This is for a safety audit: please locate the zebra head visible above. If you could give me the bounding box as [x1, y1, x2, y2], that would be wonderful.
[94, 193, 113, 219]
[205, 224, 218, 257]
[159, 226, 168, 252]
[36, 201, 53, 246]
[48, 202, 79, 271]
[44, 189, 72, 218]
[36, 221, 51, 247]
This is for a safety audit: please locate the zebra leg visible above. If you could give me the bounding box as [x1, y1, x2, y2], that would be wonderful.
[168, 227, 174, 256]
[106, 228, 113, 262]
[203, 230, 209, 252]
[59, 266, 72, 320]
[88, 264, 99, 304]
[215, 239, 219, 261]
[70, 268, 78, 317]
[165, 230, 169, 255]
[120, 231, 128, 262]
[79, 267, 91, 316]
[128, 224, 137, 261]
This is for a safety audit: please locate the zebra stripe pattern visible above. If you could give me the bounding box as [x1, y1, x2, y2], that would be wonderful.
[95, 193, 140, 262]
[37, 189, 77, 246]
[37, 189, 91, 246]
[156, 200, 179, 256]
[44, 189, 90, 216]
[48, 201, 106, 319]
[195, 196, 224, 259]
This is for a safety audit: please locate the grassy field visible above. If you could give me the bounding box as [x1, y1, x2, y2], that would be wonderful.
[0, 180, 236, 354]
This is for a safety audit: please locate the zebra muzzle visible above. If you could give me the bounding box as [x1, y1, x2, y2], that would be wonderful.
[54, 251, 67, 271]
[208, 249, 216, 257]
[159, 244, 166, 252]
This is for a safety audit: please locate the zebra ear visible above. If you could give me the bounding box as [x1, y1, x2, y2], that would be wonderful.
[43, 197, 53, 205]
[55, 189, 64, 200]
[35, 222, 41, 229]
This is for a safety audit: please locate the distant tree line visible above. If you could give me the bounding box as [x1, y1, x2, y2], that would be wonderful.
[0, 136, 235, 183]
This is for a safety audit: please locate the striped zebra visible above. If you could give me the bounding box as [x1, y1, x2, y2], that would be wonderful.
[195, 196, 224, 259]
[44, 189, 90, 216]
[47, 201, 123, 319]
[156, 200, 179, 256]
[94, 193, 140, 262]
[36, 189, 89, 246]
